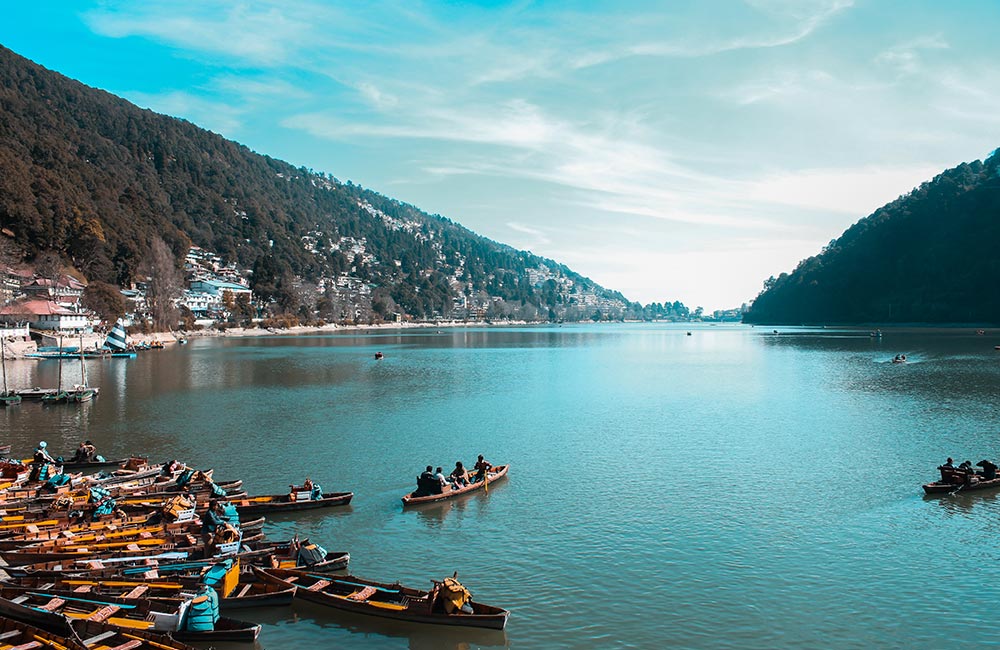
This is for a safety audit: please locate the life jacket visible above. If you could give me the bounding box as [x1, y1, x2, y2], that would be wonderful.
[88, 486, 112, 503]
[176, 469, 195, 488]
[93, 498, 118, 519]
[439, 577, 472, 614]
[221, 503, 239, 524]
[297, 541, 328, 566]
[182, 588, 220, 631]
[213, 523, 241, 545]
[162, 495, 194, 521]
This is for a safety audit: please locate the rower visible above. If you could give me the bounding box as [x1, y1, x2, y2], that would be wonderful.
[473, 455, 492, 483]
[978, 460, 998, 481]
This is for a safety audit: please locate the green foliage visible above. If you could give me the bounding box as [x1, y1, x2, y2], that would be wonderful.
[0, 45, 625, 320]
[744, 154, 1000, 324]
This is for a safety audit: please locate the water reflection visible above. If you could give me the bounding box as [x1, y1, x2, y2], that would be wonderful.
[289, 600, 510, 650]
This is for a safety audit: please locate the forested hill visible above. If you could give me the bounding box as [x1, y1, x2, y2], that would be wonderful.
[743, 151, 1000, 325]
[0, 44, 627, 320]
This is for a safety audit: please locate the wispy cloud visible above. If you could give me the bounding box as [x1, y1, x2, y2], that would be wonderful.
[875, 35, 949, 75]
[577, 0, 854, 68]
[82, 1, 326, 65]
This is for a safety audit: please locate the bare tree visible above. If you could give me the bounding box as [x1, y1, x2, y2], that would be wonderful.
[33, 251, 63, 283]
[140, 238, 183, 331]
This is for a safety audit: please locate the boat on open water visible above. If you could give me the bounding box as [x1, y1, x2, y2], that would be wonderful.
[402, 464, 509, 506]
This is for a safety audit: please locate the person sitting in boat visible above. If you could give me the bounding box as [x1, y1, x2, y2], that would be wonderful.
[435, 466, 451, 492]
[201, 498, 226, 547]
[473, 455, 492, 483]
[977, 460, 998, 481]
[958, 461, 978, 486]
[34, 441, 54, 465]
[938, 458, 957, 483]
[450, 461, 469, 487]
[71, 442, 89, 463]
[413, 465, 438, 497]
[161, 459, 182, 477]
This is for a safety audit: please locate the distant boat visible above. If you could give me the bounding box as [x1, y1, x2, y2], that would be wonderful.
[67, 334, 97, 403]
[375, 351, 384, 360]
[0, 338, 20, 407]
[41, 336, 69, 404]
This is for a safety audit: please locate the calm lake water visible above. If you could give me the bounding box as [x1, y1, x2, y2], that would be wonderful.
[4, 323, 1000, 649]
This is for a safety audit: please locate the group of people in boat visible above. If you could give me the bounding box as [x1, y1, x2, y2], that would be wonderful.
[70, 440, 97, 463]
[892, 354, 907, 363]
[413, 455, 492, 497]
[937, 457, 998, 486]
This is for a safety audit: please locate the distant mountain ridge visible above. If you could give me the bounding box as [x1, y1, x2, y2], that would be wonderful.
[744, 151, 1000, 324]
[0, 44, 628, 320]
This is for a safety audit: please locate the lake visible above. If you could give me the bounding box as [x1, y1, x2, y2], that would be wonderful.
[3, 323, 1000, 649]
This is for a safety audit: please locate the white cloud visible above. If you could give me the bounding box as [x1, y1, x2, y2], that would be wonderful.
[740, 164, 945, 216]
[875, 35, 949, 75]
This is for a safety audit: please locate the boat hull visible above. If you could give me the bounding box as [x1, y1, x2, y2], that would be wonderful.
[255, 567, 509, 630]
[234, 491, 353, 516]
[923, 477, 1000, 494]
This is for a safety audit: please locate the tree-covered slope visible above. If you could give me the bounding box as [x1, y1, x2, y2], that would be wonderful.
[0, 44, 626, 319]
[744, 152, 1000, 324]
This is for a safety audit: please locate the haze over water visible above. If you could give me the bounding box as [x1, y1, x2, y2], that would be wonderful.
[3, 324, 1000, 649]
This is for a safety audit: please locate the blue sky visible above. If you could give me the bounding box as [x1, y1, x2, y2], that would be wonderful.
[3, 1, 998, 309]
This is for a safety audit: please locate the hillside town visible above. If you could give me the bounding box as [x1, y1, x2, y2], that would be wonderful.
[1, 217, 739, 344]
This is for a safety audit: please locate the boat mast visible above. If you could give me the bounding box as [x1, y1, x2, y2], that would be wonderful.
[56, 334, 63, 393]
[1, 337, 8, 395]
[79, 332, 87, 388]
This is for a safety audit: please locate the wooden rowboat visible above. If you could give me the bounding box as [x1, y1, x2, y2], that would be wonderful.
[57, 458, 129, 472]
[923, 476, 1000, 494]
[402, 465, 509, 506]
[0, 614, 199, 649]
[233, 491, 353, 516]
[0, 586, 262, 642]
[0, 616, 90, 650]
[255, 567, 509, 630]
[4, 570, 296, 610]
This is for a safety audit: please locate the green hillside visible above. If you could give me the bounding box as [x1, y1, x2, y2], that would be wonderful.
[744, 151, 1000, 325]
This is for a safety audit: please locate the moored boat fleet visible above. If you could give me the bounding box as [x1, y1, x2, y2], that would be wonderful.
[0, 444, 511, 646]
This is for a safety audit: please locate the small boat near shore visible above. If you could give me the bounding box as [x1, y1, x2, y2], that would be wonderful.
[402, 464, 509, 506]
[255, 566, 510, 630]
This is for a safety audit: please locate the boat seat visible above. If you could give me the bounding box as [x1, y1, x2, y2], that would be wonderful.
[0, 631, 20, 641]
[88, 604, 121, 622]
[123, 585, 149, 598]
[81, 630, 118, 645]
[236, 583, 252, 598]
[306, 579, 331, 592]
[107, 640, 143, 650]
[73, 585, 92, 593]
[10, 596, 28, 604]
[9, 641, 42, 649]
[38, 597, 66, 612]
[347, 586, 377, 601]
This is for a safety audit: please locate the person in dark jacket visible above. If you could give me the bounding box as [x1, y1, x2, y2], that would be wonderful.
[414, 466, 436, 497]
